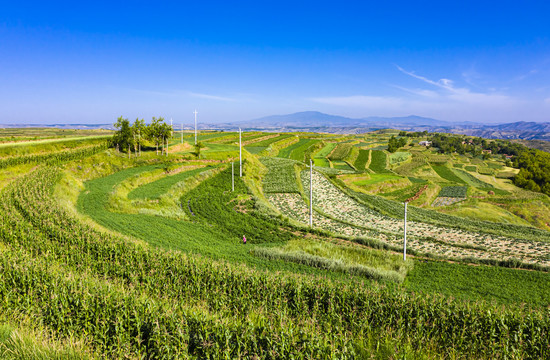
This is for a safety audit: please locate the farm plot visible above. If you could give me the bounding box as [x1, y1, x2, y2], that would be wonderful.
[432, 197, 465, 207]
[277, 138, 310, 159]
[431, 165, 467, 184]
[328, 143, 353, 160]
[438, 186, 468, 198]
[260, 157, 300, 193]
[315, 143, 337, 159]
[314, 158, 330, 167]
[369, 150, 390, 173]
[389, 151, 411, 165]
[353, 150, 370, 170]
[289, 139, 321, 162]
[453, 168, 494, 189]
[298, 170, 550, 266]
[128, 166, 212, 200]
[331, 160, 354, 171]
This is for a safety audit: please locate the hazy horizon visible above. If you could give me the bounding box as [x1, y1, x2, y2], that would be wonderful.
[1, 1, 550, 125]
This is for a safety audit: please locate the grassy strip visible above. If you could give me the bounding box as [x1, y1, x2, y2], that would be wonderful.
[251, 247, 406, 282]
[128, 166, 214, 200]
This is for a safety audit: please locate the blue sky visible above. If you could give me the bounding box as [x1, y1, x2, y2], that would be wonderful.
[1, 1, 550, 125]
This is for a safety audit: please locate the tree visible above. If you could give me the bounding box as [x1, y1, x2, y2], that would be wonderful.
[112, 116, 133, 158]
[131, 118, 145, 157]
[147, 117, 165, 155]
[193, 142, 205, 158]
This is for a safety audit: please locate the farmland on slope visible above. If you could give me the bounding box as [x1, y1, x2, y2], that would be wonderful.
[0, 128, 548, 358]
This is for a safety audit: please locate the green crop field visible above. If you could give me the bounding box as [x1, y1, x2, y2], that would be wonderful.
[369, 150, 389, 173]
[438, 185, 468, 198]
[0, 127, 549, 358]
[431, 164, 467, 184]
[353, 149, 370, 170]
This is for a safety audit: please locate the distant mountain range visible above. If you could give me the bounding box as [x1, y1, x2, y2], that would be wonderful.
[2, 111, 550, 141]
[219, 111, 550, 140]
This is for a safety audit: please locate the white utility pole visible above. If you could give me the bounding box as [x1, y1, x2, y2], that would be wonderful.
[239, 128, 242, 177]
[232, 162, 235, 192]
[193, 110, 198, 145]
[138, 129, 141, 157]
[181, 123, 183, 144]
[403, 202, 408, 261]
[309, 159, 313, 227]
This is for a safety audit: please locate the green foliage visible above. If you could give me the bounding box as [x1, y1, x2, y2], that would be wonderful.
[453, 168, 494, 188]
[128, 166, 214, 200]
[438, 186, 468, 198]
[369, 151, 389, 173]
[277, 138, 309, 159]
[0, 143, 108, 170]
[389, 151, 411, 164]
[431, 165, 467, 184]
[260, 157, 301, 193]
[387, 135, 407, 153]
[405, 260, 550, 307]
[464, 165, 477, 172]
[353, 150, 370, 170]
[327, 143, 353, 160]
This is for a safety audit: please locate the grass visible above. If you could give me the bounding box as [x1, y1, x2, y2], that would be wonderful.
[252, 238, 413, 282]
[127, 166, 215, 200]
[431, 164, 467, 184]
[353, 150, 370, 170]
[405, 260, 550, 307]
[314, 158, 330, 167]
[453, 168, 494, 188]
[260, 157, 301, 193]
[277, 138, 310, 159]
[331, 160, 354, 171]
[369, 150, 389, 173]
[465, 165, 477, 172]
[289, 139, 320, 162]
[328, 143, 353, 160]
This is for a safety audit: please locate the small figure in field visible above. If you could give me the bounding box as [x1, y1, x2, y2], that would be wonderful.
[243, 235, 247, 244]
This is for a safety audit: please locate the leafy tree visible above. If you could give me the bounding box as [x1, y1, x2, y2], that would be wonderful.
[192, 142, 205, 158]
[131, 118, 146, 157]
[112, 116, 133, 158]
[147, 117, 165, 155]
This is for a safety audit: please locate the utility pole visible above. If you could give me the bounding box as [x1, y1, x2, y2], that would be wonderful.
[309, 159, 313, 227]
[239, 128, 242, 177]
[232, 162, 234, 192]
[193, 110, 198, 145]
[403, 202, 408, 261]
[181, 123, 183, 144]
[138, 129, 141, 157]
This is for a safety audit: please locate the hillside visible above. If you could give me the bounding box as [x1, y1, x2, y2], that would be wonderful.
[0, 128, 548, 358]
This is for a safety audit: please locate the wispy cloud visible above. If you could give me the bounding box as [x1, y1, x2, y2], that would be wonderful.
[395, 65, 516, 106]
[515, 69, 538, 81]
[187, 91, 237, 102]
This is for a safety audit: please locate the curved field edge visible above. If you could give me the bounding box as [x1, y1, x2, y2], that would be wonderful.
[0, 166, 549, 358]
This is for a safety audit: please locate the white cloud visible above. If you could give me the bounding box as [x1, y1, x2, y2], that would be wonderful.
[187, 91, 237, 102]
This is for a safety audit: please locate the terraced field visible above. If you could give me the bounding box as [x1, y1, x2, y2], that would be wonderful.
[0, 129, 549, 358]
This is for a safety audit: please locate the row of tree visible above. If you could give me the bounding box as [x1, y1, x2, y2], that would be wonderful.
[112, 117, 173, 157]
